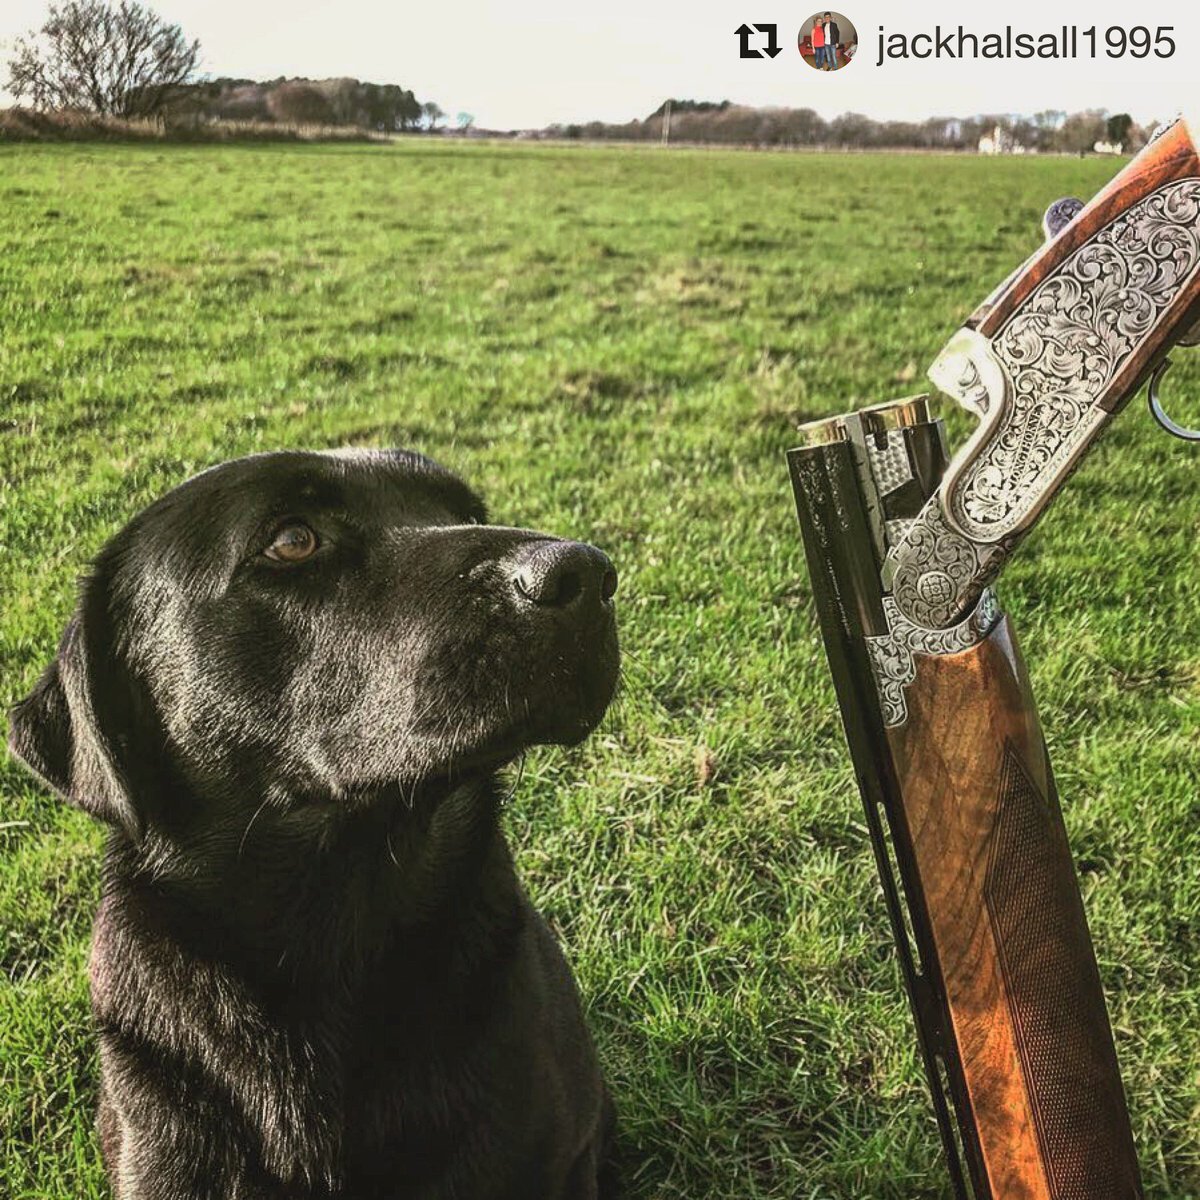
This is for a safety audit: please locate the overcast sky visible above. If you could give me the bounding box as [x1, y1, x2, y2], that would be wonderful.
[1, 0, 1195, 129]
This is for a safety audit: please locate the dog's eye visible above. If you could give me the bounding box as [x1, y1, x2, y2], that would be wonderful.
[264, 523, 319, 563]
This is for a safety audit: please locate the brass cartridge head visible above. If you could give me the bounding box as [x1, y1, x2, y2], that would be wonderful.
[794, 413, 850, 448]
[858, 395, 933, 436]
[796, 396, 934, 450]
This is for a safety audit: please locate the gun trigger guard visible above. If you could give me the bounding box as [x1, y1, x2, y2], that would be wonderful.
[1147, 358, 1200, 442]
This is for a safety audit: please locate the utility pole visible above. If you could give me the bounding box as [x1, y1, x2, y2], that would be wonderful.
[662, 98, 672, 147]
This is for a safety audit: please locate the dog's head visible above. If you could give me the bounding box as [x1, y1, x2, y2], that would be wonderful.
[8, 449, 619, 842]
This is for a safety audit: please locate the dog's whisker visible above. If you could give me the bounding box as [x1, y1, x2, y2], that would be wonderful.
[237, 797, 274, 860]
[500, 752, 527, 808]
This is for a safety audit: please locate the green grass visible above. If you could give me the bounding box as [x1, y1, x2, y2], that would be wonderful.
[1, 141, 1198, 1198]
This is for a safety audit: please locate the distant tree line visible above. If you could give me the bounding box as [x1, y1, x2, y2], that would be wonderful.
[546, 102, 1151, 154]
[5, 1, 440, 132]
[4, 4, 1149, 149]
[185, 77, 429, 131]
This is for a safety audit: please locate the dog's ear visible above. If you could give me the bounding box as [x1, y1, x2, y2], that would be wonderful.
[8, 583, 143, 843]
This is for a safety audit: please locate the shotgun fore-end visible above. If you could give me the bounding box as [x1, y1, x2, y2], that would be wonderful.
[888, 615, 1142, 1200]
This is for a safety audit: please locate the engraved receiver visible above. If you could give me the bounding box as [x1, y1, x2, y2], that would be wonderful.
[889, 114, 1200, 631]
[785, 116, 1200, 1198]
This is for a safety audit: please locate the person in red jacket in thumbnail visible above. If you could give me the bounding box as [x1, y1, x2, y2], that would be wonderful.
[810, 15, 826, 68]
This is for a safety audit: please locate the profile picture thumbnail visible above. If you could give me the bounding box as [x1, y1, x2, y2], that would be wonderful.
[799, 11, 858, 71]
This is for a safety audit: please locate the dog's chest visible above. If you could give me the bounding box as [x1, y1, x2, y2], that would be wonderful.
[284, 950, 531, 1176]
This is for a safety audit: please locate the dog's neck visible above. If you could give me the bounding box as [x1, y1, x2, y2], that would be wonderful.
[105, 773, 520, 990]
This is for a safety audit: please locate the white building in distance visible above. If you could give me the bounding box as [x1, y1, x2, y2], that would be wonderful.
[978, 124, 1027, 155]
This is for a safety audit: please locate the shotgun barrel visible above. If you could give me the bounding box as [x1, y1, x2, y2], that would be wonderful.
[787, 114, 1200, 1198]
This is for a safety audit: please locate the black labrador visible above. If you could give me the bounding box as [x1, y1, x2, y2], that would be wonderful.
[8, 448, 620, 1200]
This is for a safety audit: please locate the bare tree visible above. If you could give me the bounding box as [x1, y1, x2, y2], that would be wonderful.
[456, 111, 474, 131]
[7, 1, 201, 119]
[420, 101, 444, 130]
[1060, 108, 1109, 155]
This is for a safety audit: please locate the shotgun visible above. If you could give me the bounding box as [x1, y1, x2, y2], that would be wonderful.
[788, 116, 1200, 1198]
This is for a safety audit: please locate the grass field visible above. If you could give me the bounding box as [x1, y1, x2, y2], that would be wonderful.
[1, 140, 1198, 1198]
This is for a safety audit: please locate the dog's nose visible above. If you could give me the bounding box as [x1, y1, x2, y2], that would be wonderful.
[511, 540, 618, 609]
